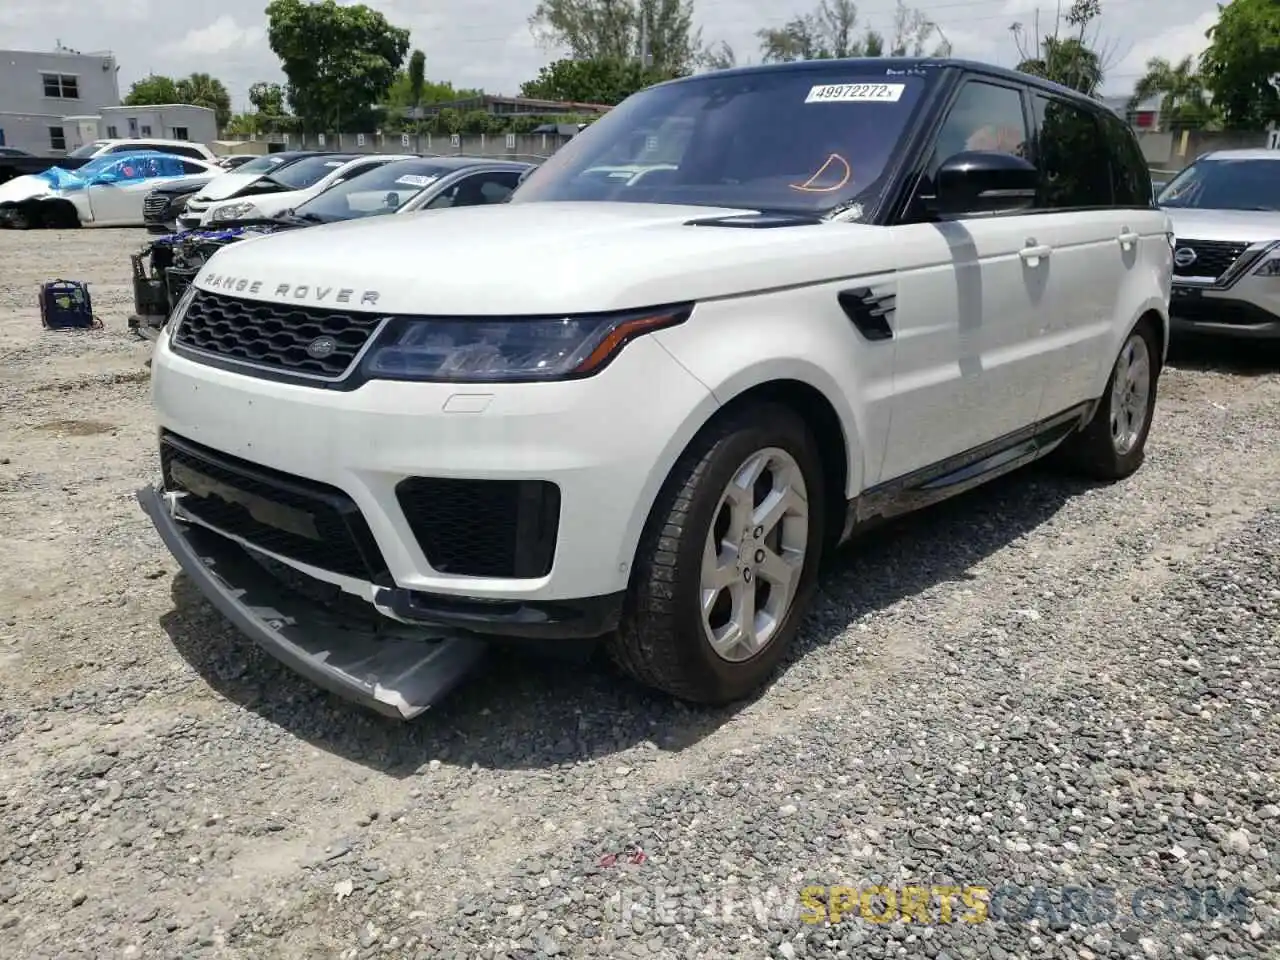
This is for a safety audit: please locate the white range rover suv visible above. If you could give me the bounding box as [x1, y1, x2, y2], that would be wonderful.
[139, 58, 1173, 718]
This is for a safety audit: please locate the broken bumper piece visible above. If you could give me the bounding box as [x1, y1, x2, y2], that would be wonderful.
[136, 484, 487, 719]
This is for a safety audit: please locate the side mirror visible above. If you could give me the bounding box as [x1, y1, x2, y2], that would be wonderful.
[91, 172, 119, 186]
[932, 150, 1038, 217]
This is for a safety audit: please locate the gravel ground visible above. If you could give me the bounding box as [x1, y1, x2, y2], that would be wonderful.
[0, 228, 1278, 960]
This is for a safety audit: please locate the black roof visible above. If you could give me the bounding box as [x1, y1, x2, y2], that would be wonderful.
[661, 56, 1106, 111]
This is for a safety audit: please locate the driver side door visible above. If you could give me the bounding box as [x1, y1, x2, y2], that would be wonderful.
[879, 77, 1053, 480]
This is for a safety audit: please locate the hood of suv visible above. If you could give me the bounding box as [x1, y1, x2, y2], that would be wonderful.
[1162, 206, 1280, 245]
[194, 201, 892, 314]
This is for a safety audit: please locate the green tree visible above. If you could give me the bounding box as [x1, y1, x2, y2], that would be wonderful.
[1011, 0, 1111, 96]
[757, 0, 946, 62]
[175, 72, 233, 128]
[248, 81, 286, 117]
[123, 75, 180, 106]
[124, 72, 232, 128]
[408, 49, 426, 115]
[266, 0, 410, 132]
[1199, 0, 1280, 129]
[530, 0, 705, 75]
[697, 40, 736, 70]
[519, 57, 672, 104]
[1128, 56, 1216, 131]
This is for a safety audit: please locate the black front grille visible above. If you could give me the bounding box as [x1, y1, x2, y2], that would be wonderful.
[1172, 239, 1251, 279]
[172, 290, 383, 379]
[396, 478, 561, 578]
[143, 194, 169, 220]
[161, 432, 389, 581]
[1170, 295, 1280, 326]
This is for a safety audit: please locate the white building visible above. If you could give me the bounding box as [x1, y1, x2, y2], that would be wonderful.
[95, 104, 218, 146]
[0, 46, 121, 154]
[0, 48, 218, 155]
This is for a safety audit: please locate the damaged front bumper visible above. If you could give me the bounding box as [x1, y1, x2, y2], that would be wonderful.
[137, 484, 488, 719]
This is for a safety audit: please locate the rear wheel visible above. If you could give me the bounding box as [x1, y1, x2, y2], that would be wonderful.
[1054, 318, 1160, 480]
[608, 404, 825, 704]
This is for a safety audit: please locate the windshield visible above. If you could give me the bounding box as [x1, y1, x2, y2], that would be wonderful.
[236, 154, 296, 175]
[511, 65, 932, 215]
[68, 141, 111, 159]
[1158, 158, 1280, 211]
[270, 155, 354, 190]
[292, 160, 455, 221]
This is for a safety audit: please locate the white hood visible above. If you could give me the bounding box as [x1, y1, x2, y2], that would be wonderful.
[0, 174, 55, 204]
[195, 201, 893, 314]
[1163, 206, 1280, 245]
[192, 170, 268, 203]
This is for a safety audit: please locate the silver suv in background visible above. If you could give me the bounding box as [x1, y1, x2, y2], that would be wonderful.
[1159, 149, 1280, 340]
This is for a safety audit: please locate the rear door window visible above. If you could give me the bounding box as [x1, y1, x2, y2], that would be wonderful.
[1030, 96, 1113, 209]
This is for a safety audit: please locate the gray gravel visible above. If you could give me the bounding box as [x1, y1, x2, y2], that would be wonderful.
[0, 229, 1278, 960]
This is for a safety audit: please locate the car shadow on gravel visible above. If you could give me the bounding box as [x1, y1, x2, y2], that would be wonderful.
[1167, 335, 1280, 375]
[159, 463, 1095, 776]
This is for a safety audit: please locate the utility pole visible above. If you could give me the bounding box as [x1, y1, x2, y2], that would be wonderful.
[639, 6, 652, 68]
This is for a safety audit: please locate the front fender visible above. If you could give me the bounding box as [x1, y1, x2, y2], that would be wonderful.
[699, 357, 865, 497]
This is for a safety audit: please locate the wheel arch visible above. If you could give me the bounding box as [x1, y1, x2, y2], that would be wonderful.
[38, 197, 82, 228]
[1091, 299, 1168, 398]
[618, 366, 861, 579]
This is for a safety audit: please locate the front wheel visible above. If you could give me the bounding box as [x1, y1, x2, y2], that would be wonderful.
[608, 404, 826, 704]
[1054, 318, 1161, 480]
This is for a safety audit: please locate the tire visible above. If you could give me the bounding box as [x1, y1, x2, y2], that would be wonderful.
[1053, 317, 1161, 480]
[5, 206, 32, 230]
[608, 403, 826, 704]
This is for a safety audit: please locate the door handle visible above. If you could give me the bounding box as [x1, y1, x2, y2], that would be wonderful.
[1118, 229, 1140, 250]
[1019, 241, 1052, 267]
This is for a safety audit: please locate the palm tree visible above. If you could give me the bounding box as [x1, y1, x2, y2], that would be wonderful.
[1128, 56, 1216, 131]
[175, 73, 232, 129]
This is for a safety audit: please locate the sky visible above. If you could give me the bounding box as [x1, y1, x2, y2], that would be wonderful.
[0, 0, 1224, 112]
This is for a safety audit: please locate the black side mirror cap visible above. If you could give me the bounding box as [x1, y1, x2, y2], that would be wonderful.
[931, 150, 1038, 218]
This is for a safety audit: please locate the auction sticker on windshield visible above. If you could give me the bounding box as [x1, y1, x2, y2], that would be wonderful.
[805, 83, 905, 103]
[395, 175, 436, 187]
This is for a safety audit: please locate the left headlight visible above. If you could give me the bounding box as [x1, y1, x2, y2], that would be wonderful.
[211, 201, 257, 222]
[163, 283, 198, 339]
[1253, 247, 1280, 276]
[361, 304, 693, 383]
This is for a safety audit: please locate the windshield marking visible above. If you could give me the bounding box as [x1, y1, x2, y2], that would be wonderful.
[790, 154, 852, 192]
[805, 83, 905, 103]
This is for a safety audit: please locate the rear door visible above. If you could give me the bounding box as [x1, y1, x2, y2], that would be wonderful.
[1026, 95, 1129, 418]
[880, 75, 1051, 479]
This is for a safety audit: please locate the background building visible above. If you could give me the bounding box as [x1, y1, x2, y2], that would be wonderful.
[0, 46, 121, 154]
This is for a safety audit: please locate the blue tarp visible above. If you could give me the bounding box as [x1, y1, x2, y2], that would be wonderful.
[37, 151, 189, 192]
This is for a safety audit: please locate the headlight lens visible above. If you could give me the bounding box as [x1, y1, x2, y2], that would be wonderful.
[362, 305, 692, 383]
[211, 201, 257, 222]
[1253, 255, 1280, 276]
[164, 283, 198, 339]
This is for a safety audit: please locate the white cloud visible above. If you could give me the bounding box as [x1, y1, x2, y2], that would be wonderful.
[1109, 9, 1217, 81]
[160, 15, 265, 59]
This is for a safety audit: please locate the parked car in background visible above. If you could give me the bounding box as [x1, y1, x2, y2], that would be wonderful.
[213, 155, 533, 227]
[201, 153, 416, 226]
[129, 157, 534, 336]
[142, 176, 218, 233]
[140, 57, 1171, 718]
[0, 152, 222, 228]
[1159, 149, 1280, 340]
[177, 151, 331, 229]
[0, 138, 217, 186]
